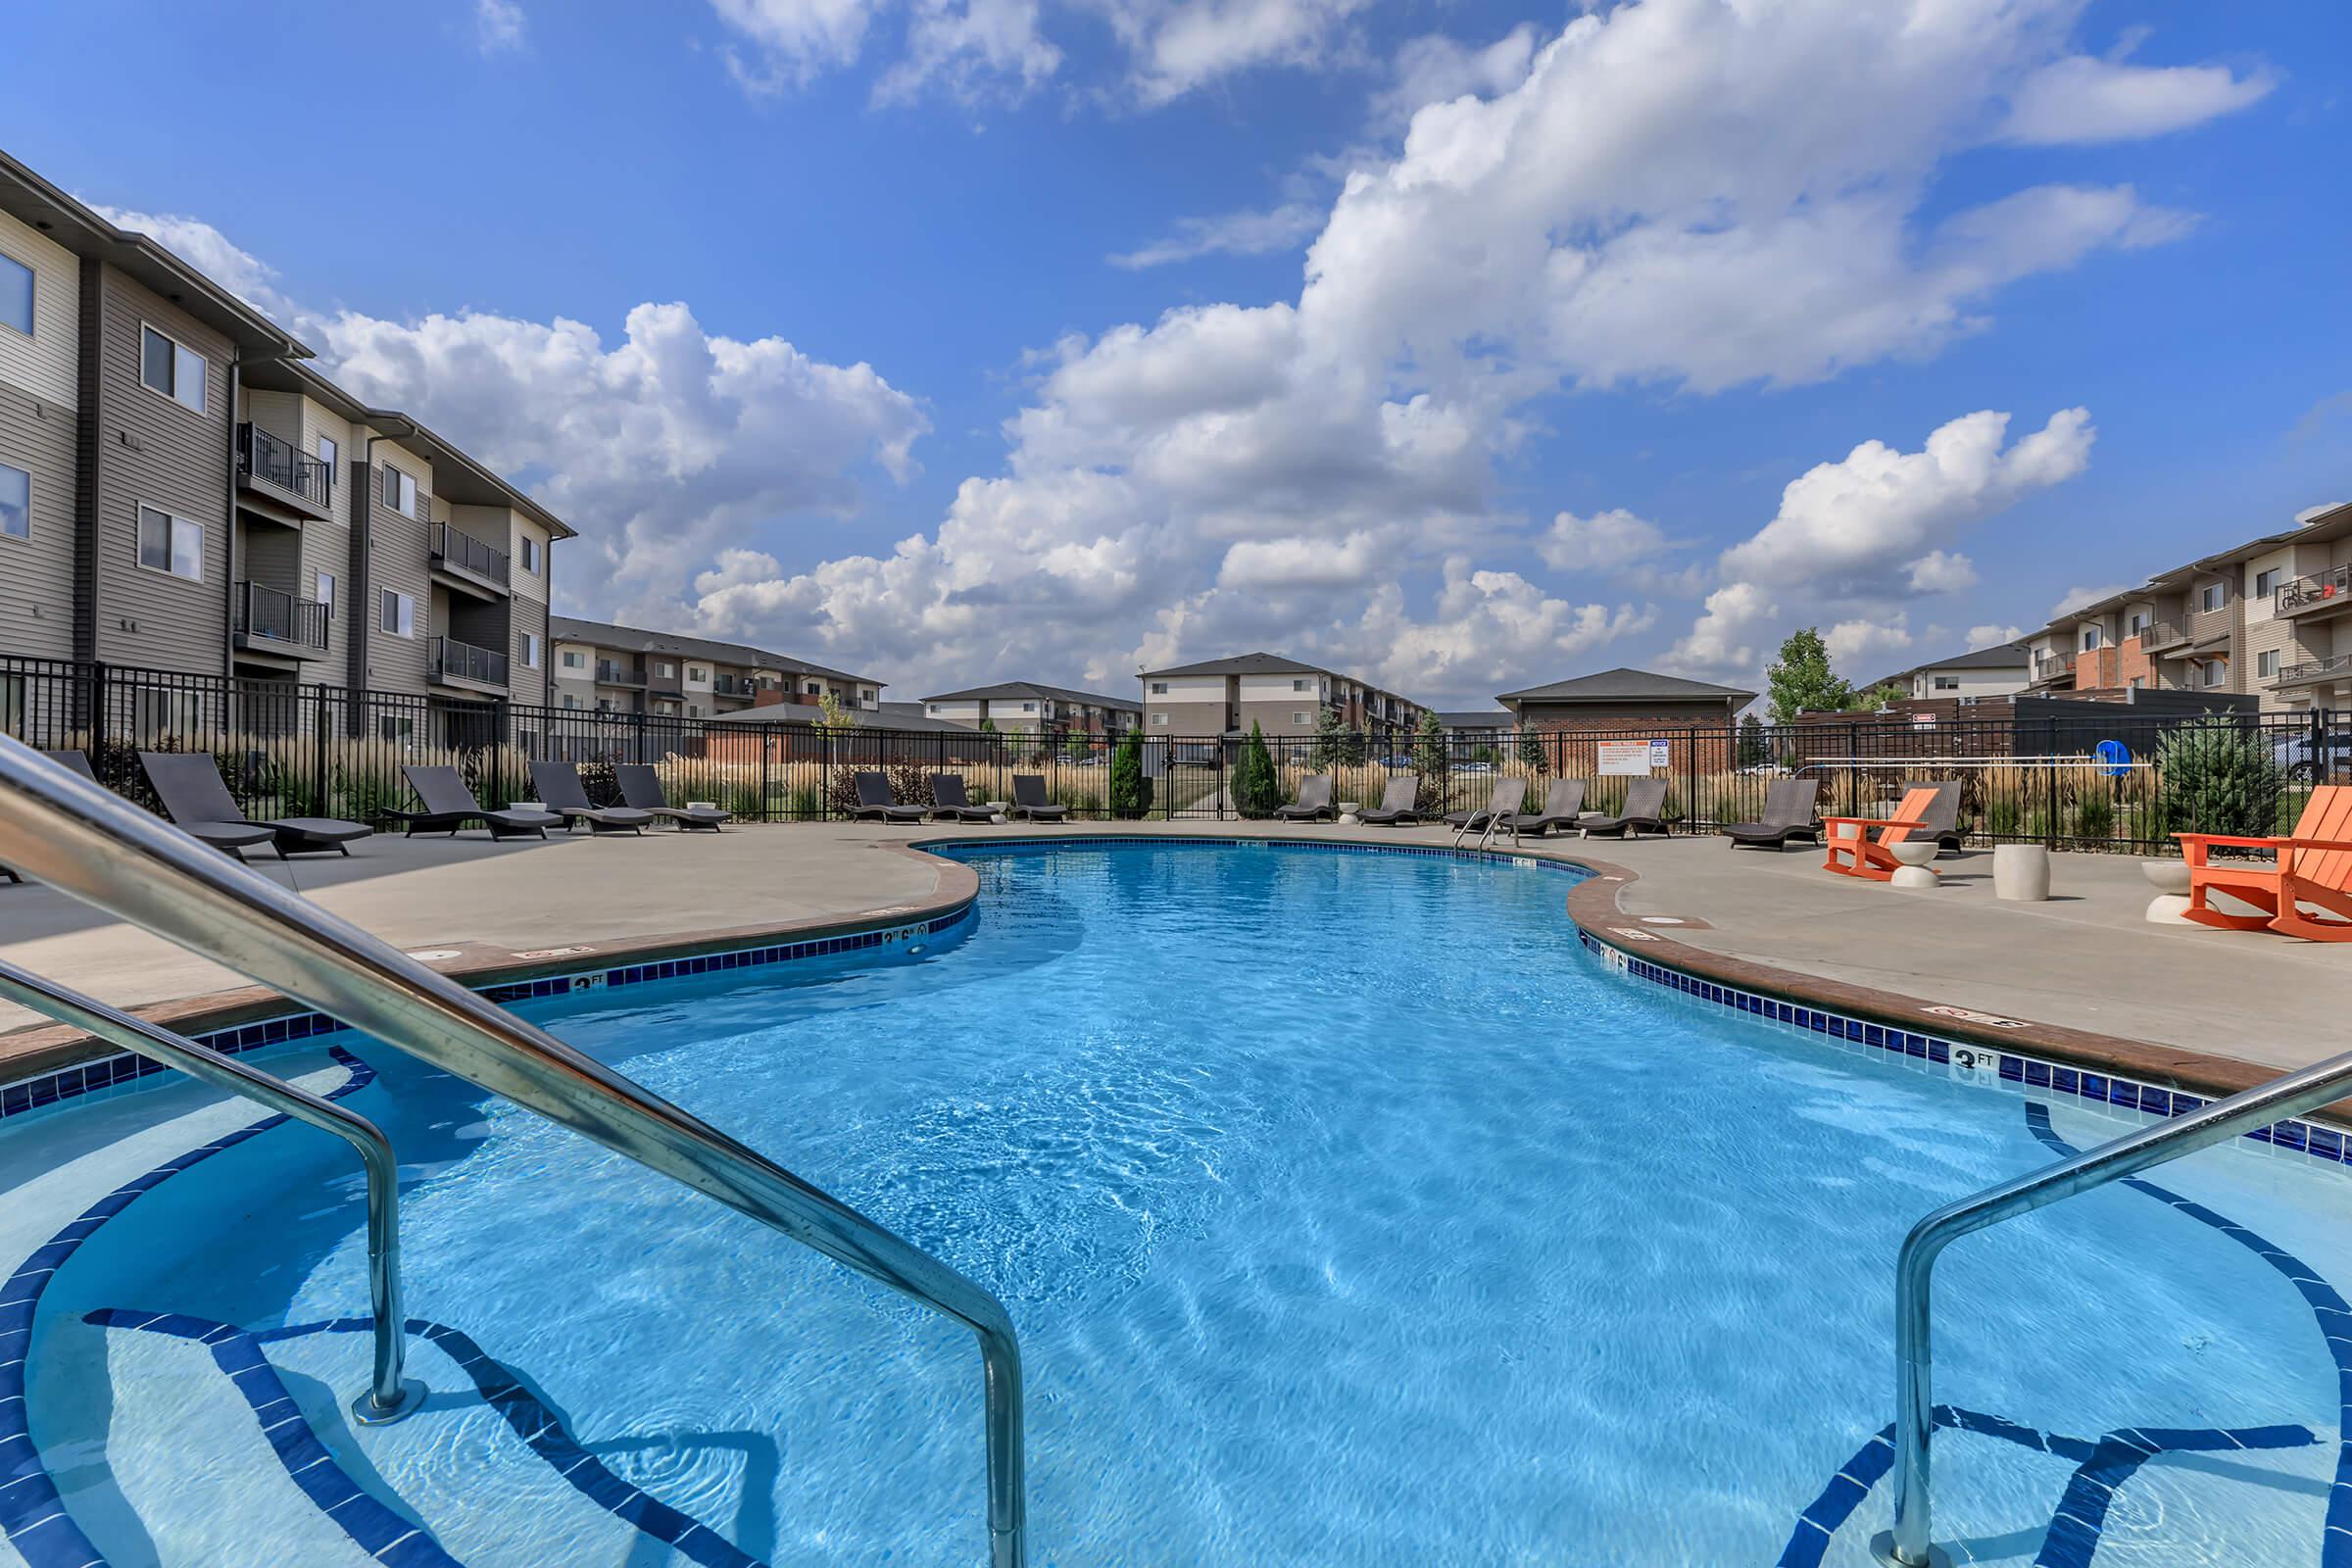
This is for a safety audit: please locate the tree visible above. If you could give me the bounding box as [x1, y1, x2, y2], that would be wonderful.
[1232, 721, 1282, 817]
[1063, 727, 1091, 760]
[1737, 712, 1767, 767]
[1107, 728, 1148, 817]
[1764, 628, 1852, 723]
[1518, 722, 1548, 774]
[2157, 718, 2284, 840]
[1308, 705, 1361, 770]
[1849, 680, 1906, 711]
[815, 691, 857, 730]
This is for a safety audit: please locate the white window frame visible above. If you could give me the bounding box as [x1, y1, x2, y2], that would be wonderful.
[314, 569, 336, 617]
[1292, 678, 1310, 692]
[0, 460, 27, 542]
[1149, 681, 1167, 695]
[519, 535, 539, 575]
[381, 464, 417, 518]
[2255, 567, 2280, 599]
[1932, 675, 1958, 691]
[138, 322, 209, 414]
[2201, 658, 2227, 688]
[2081, 627, 2101, 652]
[2258, 649, 2279, 679]
[316, 435, 338, 495]
[561, 649, 584, 669]
[1151, 712, 1168, 727]
[520, 632, 542, 669]
[1293, 710, 1310, 724]
[379, 589, 415, 639]
[134, 504, 203, 582]
[2200, 582, 2226, 613]
[0, 248, 31, 339]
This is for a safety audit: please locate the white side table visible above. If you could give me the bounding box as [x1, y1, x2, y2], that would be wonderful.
[1887, 839, 1939, 890]
[2142, 858, 2193, 924]
[1337, 802, 1362, 824]
[1994, 844, 2052, 902]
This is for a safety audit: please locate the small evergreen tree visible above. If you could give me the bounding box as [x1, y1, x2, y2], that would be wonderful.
[1737, 712, 1767, 767]
[1232, 721, 1283, 817]
[978, 716, 999, 733]
[1765, 628, 1852, 723]
[2156, 719, 2284, 841]
[1108, 728, 1147, 816]
[1518, 723, 1548, 774]
[1411, 710, 1450, 809]
[1308, 705, 1357, 771]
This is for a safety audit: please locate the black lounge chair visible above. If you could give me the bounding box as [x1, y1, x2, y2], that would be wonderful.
[1910, 779, 1965, 856]
[616, 764, 730, 831]
[928, 774, 1000, 823]
[1503, 778, 1587, 837]
[391, 765, 562, 840]
[1357, 776, 1420, 826]
[528, 761, 654, 835]
[852, 771, 927, 823]
[1446, 777, 1528, 846]
[1580, 777, 1668, 839]
[1008, 774, 1068, 822]
[1723, 778, 1821, 851]
[1274, 774, 1336, 822]
[141, 751, 368, 858]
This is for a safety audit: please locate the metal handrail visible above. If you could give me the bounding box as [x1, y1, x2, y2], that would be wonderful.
[1873, 1046, 2352, 1568]
[0, 957, 420, 1425]
[0, 735, 1027, 1567]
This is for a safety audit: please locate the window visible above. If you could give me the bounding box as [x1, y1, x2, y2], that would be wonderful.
[0, 673, 23, 738]
[805, 681, 820, 695]
[562, 649, 584, 669]
[1292, 678, 1309, 692]
[314, 570, 335, 617]
[0, 251, 29, 336]
[132, 689, 203, 742]
[2202, 658, 2226, 688]
[139, 325, 207, 413]
[654, 660, 675, 678]
[2255, 567, 2280, 598]
[1152, 712, 1169, 727]
[859, 688, 876, 704]
[1932, 675, 1959, 691]
[520, 632, 541, 669]
[1293, 710, 1310, 724]
[2258, 649, 2279, 679]
[2081, 627, 2101, 652]
[378, 714, 416, 744]
[2200, 582, 2226, 613]
[378, 589, 415, 637]
[1020, 701, 1037, 713]
[688, 665, 708, 682]
[380, 465, 416, 517]
[520, 536, 540, 574]
[0, 462, 26, 540]
[317, 435, 338, 489]
[2127, 612, 2146, 638]
[1150, 681, 1167, 695]
[562, 695, 581, 710]
[135, 505, 202, 580]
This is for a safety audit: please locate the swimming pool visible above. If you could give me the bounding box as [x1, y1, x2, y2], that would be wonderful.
[1, 840, 2344, 1567]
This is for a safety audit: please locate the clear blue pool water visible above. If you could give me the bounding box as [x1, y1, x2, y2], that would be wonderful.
[14, 842, 2350, 1566]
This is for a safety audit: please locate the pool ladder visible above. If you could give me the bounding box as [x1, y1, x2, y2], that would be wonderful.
[0, 735, 1029, 1568]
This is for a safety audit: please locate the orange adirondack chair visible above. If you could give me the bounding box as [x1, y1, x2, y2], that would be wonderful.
[2179, 785, 2352, 941]
[1821, 786, 1942, 882]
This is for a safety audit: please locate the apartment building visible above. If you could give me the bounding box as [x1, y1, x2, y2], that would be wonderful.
[2019, 500, 2352, 713]
[918, 682, 1140, 737]
[0, 147, 569, 737]
[1866, 643, 2033, 702]
[548, 616, 882, 720]
[1137, 652, 1428, 738]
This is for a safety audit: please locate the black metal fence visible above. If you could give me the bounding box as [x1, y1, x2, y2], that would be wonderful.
[0, 656, 2339, 852]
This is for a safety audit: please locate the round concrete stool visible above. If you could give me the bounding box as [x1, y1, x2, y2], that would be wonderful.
[1337, 802, 1362, 825]
[1993, 844, 2052, 902]
[1887, 839, 1939, 890]
[2142, 858, 2193, 924]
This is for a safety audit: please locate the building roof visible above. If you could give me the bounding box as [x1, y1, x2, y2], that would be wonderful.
[702, 703, 969, 732]
[1866, 642, 2031, 689]
[921, 680, 1141, 714]
[548, 615, 880, 687]
[1139, 651, 1326, 679]
[1496, 667, 1757, 706]
[1439, 710, 1514, 730]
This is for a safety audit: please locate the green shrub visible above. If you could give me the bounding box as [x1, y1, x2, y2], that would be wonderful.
[2071, 789, 2114, 840]
[1233, 721, 1282, 818]
[1985, 796, 2020, 840]
[2157, 719, 2283, 842]
[1108, 730, 1147, 817]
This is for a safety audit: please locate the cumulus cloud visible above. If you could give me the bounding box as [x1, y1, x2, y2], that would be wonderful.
[1375, 24, 1539, 126]
[1966, 623, 2027, 648]
[711, 0, 873, 93]
[2001, 54, 2273, 145]
[1538, 508, 1672, 574]
[874, 0, 1063, 106]
[2048, 583, 2132, 621]
[1905, 550, 1978, 593]
[1109, 204, 1325, 270]
[474, 0, 527, 54]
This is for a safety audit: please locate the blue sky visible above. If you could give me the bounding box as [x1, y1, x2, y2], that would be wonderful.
[4, 0, 2345, 705]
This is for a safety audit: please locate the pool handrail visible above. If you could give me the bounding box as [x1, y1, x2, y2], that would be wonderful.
[0, 956, 423, 1425]
[0, 735, 1027, 1568]
[1873, 1043, 2352, 1568]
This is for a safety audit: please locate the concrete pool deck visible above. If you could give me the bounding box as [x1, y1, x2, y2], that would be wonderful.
[0, 819, 2335, 1094]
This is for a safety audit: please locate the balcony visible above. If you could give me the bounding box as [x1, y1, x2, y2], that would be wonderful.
[2031, 651, 2074, 684]
[595, 660, 647, 687]
[235, 424, 332, 522]
[2272, 654, 2352, 689]
[432, 634, 508, 693]
[231, 580, 329, 659]
[2136, 619, 2188, 654]
[712, 673, 759, 699]
[2278, 565, 2352, 621]
[429, 522, 512, 597]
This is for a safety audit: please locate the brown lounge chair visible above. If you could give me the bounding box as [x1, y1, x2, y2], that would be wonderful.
[928, 774, 1000, 823]
[142, 751, 368, 858]
[851, 771, 927, 823]
[1357, 776, 1420, 826]
[390, 765, 563, 840]
[1820, 783, 1948, 881]
[2180, 784, 2352, 941]
[1580, 777, 1667, 839]
[1274, 774, 1336, 822]
[529, 761, 654, 835]
[616, 765, 730, 831]
[1446, 777, 1528, 846]
[1008, 774, 1068, 822]
[1503, 778, 1587, 837]
[1723, 778, 1821, 851]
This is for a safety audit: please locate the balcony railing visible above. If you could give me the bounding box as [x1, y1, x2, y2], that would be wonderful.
[713, 673, 758, 698]
[237, 423, 330, 509]
[2031, 652, 2072, 681]
[233, 580, 328, 653]
[2273, 654, 2352, 688]
[2135, 619, 2186, 650]
[595, 661, 646, 686]
[2278, 564, 2352, 617]
[429, 523, 512, 587]
[432, 635, 508, 689]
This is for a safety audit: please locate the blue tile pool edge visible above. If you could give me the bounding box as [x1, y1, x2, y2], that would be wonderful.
[1576, 926, 2352, 1175]
[0, 901, 976, 1124]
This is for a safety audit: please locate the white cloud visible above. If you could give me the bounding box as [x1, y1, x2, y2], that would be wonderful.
[2048, 583, 2132, 621]
[874, 0, 1063, 106]
[475, 0, 527, 54]
[1537, 508, 1671, 574]
[1112, 0, 1372, 107]
[1824, 615, 1915, 671]
[2001, 54, 2273, 146]
[1217, 531, 1382, 590]
[1966, 623, 2027, 648]
[1109, 204, 1324, 270]
[1904, 549, 1978, 593]
[1376, 24, 1539, 126]
[711, 0, 874, 93]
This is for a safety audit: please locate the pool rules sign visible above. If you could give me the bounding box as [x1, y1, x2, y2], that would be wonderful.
[1597, 740, 1669, 775]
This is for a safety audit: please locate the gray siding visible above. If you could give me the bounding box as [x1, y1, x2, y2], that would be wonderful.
[512, 596, 549, 706]
[363, 464, 432, 694]
[91, 267, 231, 676]
[0, 377, 77, 660]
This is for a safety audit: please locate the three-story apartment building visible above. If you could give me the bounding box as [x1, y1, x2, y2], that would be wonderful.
[548, 616, 883, 720]
[0, 148, 570, 741]
[918, 682, 1140, 737]
[2019, 501, 2352, 712]
[1137, 652, 1429, 740]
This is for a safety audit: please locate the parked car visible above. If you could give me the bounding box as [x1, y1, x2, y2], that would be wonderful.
[2273, 730, 2352, 781]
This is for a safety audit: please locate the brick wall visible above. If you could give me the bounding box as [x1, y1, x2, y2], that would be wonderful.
[1524, 713, 1734, 773]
